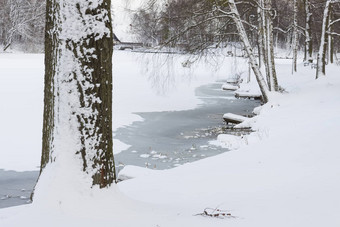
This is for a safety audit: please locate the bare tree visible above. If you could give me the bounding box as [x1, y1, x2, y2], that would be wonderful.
[264, 0, 279, 91]
[292, 0, 299, 73]
[228, 0, 270, 102]
[0, 0, 45, 52]
[316, 0, 340, 78]
[304, 0, 313, 63]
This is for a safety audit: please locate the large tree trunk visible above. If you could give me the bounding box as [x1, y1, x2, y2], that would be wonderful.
[38, 0, 115, 192]
[228, 0, 270, 103]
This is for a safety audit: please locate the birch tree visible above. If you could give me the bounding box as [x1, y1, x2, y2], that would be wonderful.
[132, 0, 287, 102]
[316, 0, 340, 78]
[258, 0, 268, 81]
[292, 0, 299, 73]
[228, 0, 270, 102]
[304, 0, 313, 63]
[264, 0, 279, 91]
[36, 0, 115, 194]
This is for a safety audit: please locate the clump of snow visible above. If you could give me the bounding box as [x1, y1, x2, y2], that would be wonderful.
[221, 83, 238, 91]
[113, 139, 131, 155]
[209, 134, 244, 150]
[235, 80, 262, 97]
[223, 113, 248, 123]
[117, 165, 158, 181]
[139, 154, 150, 158]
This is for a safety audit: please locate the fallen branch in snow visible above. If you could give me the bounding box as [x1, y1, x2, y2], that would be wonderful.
[195, 207, 236, 219]
[235, 91, 262, 100]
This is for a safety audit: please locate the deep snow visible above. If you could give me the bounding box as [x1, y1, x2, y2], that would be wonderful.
[0, 51, 339, 226]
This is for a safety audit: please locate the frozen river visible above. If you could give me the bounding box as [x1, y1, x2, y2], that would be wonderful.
[115, 82, 260, 170]
[0, 81, 260, 209]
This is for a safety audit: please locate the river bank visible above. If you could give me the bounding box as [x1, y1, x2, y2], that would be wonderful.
[0, 80, 260, 209]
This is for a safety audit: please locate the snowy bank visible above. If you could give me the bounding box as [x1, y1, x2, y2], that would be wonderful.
[0, 51, 230, 170]
[0, 56, 339, 227]
[117, 62, 340, 227]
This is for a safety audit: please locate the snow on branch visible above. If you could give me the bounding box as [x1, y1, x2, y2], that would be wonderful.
[328, 18, 340, 28]
[327, 31, 340, 37]
[273, 26, 292, 34]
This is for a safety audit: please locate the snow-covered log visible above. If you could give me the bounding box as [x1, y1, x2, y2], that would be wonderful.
[235, 91, 262, 100]
[223, 113, 248, 124]
[222, 83, 238, 91]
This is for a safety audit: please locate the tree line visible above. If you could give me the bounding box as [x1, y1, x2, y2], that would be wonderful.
[133, 0, 340, 59]
[132, 0, 340, 102]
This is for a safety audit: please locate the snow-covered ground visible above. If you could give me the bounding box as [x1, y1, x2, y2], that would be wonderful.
[0, 52, 339, 226]
[0, 54, 44, 171]
[0, 51, 233, 171]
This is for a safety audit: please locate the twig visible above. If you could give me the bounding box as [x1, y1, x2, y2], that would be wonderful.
[195, 207, 236, 219]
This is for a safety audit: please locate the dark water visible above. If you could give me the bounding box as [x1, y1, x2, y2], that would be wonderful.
[0, 170, 38, 208]
[114, 82, 260, 170]
[0, 82, 260, 209]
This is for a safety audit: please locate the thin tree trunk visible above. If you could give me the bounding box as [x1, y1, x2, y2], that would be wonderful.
[265, 0, 279, 91]
[304, 0, 313, 63]
[3, 42, 11, 51]
[229, 0, 270, 103]
[328, 9, 334, 64]
[316, 0, 332, 78]
[268, 22, 279, 91]
[292, 0, 298, 73]
[257, 3, 263, 69]
[258, 0, 270, 89]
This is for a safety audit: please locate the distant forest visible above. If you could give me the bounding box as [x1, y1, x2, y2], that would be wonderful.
[1, 0, 339, 58]
[0, 0, 45, 52]
[132, 0, 340, 57]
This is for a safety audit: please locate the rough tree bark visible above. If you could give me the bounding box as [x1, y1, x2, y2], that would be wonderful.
[39, 0, 115, 190]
